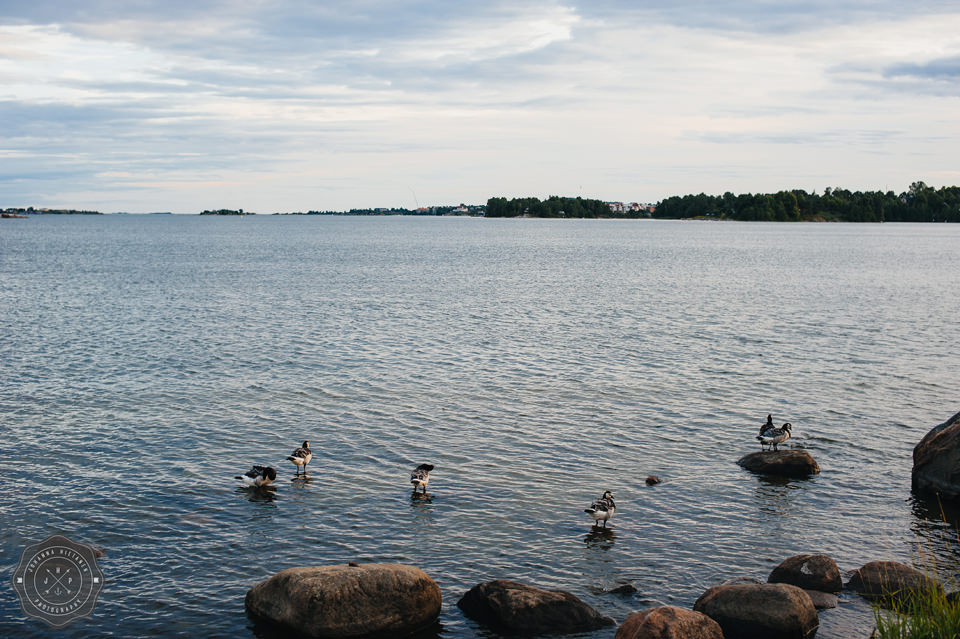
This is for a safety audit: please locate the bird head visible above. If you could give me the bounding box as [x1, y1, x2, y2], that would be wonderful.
[782, 423, 792, 431]
[302, 441, 310, 449]
[265, 467, 277, 481]
[602, 490, 614, 500]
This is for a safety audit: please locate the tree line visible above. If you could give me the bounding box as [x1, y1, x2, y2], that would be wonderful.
[652, 182, 960, 222]
[485, 196, 637, 218]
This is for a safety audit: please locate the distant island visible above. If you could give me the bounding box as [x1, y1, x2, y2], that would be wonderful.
[2, 207, 102, 215]
[6, 182, 958, 222]
[200, 209, 252, 215]
[274, 204, 486, 216]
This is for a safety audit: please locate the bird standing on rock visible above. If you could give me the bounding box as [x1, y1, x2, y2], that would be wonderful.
[585, 490, 616, 528]
[757, 423, 792, 451]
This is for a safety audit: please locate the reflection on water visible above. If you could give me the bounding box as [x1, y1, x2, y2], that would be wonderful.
[908, 494, 960, 585]
[752, 474, 800, 518]
[411, 491, 434, 506]
[238, 486, 278, 504]
[584, 527, 616, 550]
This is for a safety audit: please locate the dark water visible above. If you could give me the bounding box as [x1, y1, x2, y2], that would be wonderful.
[1, 215, 958, 638]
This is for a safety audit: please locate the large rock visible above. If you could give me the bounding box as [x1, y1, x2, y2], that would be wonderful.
[457, 579, 614, 635]
[912, 410, 960, 502]
[768, 554, 842, 592]
[737, 450, 820, 478]
[616, 606, 723, 639]
[847, 561, 942, 606]
[693, 583, 818, 639]
[245, 563, 441, 638]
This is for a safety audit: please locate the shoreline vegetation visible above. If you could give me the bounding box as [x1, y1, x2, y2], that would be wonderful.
[4, 182, 959, 222]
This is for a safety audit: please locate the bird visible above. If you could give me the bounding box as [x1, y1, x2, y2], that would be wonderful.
[410, 463, 434, 493]
[236, 465, 277, 488]
[585, 490, 616, 528]
[758, 422, 792, 451]
[287, 441, 312, 475]
[757, 414, 776, 450]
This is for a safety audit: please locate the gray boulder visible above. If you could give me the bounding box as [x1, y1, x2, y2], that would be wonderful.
[912, 410, 960, 502]
[615, 606, 723, 639]
[457, 579, 615, 635]
[737, 450, 820, 478]
[768, 554, 842, 592]
[693, 582, 818, 639]
[848, 561, 942, 606]
[245, 563, 441, 638]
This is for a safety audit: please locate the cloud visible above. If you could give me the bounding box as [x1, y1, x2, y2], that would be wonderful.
[885, 55, 960, 80]
[1, 2, 960, 210]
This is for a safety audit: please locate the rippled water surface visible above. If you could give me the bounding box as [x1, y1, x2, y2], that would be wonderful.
[1, 215, 958, 638]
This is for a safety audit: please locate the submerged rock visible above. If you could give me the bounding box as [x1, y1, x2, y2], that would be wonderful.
[457, 579, 614, 635]
[693, 582, 818, 639]
[616, 606, 723, 639]
[768, 554, 842, 592]
[245, 563, 441, 638]
[912, 409, 960, 502]
[737, 450, 820, 478]
[847, 560, 942, 607]
[803, 590, 838, 610]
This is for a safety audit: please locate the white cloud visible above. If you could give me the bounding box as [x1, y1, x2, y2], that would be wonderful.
[1, 3, 959, 211]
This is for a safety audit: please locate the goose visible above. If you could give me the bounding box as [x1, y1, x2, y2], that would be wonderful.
[236, 465, 277, 488]
[585, 490, 616, 528]
[410, 463, 434, 493]
[287, 441, 312, 475]
[757, 415, 776, 450]
[757, 423, 792, 451]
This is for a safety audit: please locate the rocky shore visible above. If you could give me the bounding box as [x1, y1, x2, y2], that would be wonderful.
[244, 554, 947, 639]
[243, 411, 959, 638]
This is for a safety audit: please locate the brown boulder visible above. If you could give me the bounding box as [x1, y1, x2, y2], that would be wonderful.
[693, 583, 818, 639]
[768, 554, 842, 592]
[245, 563, 441, 638]
[912, 410, 960, 502]
[848, 560, 942, 606]
[616, 606, 723, 639]
[737, 450, 820, 478]
[457, 579, 614, 635]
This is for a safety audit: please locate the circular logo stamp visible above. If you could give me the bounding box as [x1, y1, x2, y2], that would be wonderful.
[11, 534, 104, 628]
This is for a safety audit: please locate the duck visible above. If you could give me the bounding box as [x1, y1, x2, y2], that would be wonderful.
[585, 490, 616, 528]
[287, 441, 313, 475]
[757, 422, 792, 451]
[236, 465, 277, 488]
[410, 463, 434, 493]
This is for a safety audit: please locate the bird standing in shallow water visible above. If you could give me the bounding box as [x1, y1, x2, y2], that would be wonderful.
[410, 464, 434, 493]
[757, 423, 792, 451]
[585, 490, 616, 528]
[287, 441, 312, 475]
[236, 465, 277, 488]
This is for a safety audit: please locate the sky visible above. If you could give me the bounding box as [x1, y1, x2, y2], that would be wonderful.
[1, 1, 959, 213]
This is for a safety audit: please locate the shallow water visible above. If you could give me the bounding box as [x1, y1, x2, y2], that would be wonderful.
[1, 216, 958, 637]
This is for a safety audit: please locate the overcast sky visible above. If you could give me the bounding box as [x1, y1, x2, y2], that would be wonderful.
[2, 1, 959, 213]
